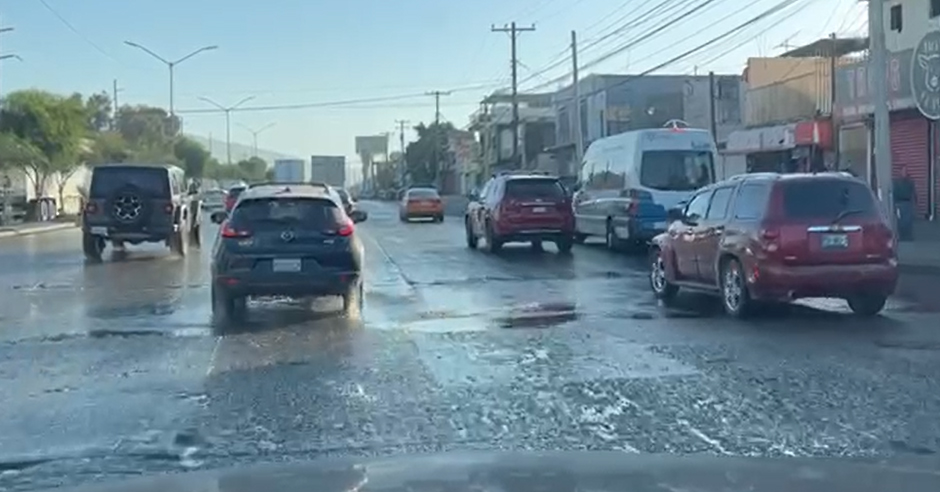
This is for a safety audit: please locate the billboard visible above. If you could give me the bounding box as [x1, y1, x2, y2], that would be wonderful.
[355, 135, 388, 157]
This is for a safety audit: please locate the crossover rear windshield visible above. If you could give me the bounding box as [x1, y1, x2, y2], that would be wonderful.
[231, 197, 345, 229]
[640, 150, 714, 191]
[505, 178, 565, 199]
[407, 188, 439, 198]
[781, 179, 878, 219]
[228, 186, 246, 198]
[89, 167, 169, 197]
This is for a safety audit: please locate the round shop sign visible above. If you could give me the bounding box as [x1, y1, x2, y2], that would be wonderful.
[912, 30, 940, 119]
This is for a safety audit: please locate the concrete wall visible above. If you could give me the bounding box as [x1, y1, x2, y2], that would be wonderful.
[745, 57, 831, 126]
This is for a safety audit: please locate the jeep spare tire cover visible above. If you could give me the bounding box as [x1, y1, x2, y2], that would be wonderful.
[107, 184, 150, 224]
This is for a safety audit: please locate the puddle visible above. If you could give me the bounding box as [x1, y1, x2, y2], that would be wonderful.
[497, 301, 579, 329]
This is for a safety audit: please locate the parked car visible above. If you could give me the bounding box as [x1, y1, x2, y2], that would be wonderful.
[335, 188, 355, 216]
[81, 164, 202, 261]
[465, 171, 575, 254]
[201, 189, 227, 212]
[209, 183, 368, 323]
[224, 184, 247, 212]
[399, 187, 444, 222]
[574, 126, 718, 252]
[648, 172, 897, 318]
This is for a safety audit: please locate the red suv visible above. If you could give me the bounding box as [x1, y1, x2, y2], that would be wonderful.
[649, 172, 898, 317]
[465, 172, 575, 254]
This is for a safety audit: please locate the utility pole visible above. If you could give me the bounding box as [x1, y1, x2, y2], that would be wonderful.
[426, 91, 451, 188]
[198, 96, 256, 165]
[829, 32, 840, 168]
[112, 79, 124, 128]
[395, 119, 409, 187]
[0, 22, 15, 110]
[571, 30, 584, 167]
[492, 22, 536, 168]
[0, 22, 15, 228]
[708, 71, 718, 144]
[124, 41, 218, 126]
[238, 122, 276, 157]
[868, 0, 894, 230]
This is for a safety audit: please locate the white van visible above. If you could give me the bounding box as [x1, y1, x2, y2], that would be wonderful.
[573, 127, 717, 251]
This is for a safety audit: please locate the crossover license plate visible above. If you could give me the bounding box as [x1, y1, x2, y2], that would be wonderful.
[90, 226, 108, 235]
[821, 233, 848, 249]
[532, 207, 547, 213]
[272, 258, 302, 272]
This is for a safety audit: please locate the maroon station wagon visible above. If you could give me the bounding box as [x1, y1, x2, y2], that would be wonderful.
[649, 172, 898, 318]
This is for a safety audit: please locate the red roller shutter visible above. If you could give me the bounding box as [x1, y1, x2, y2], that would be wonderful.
[890, 114, 929, 217]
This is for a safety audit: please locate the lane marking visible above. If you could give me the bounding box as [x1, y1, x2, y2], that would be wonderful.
[205, 336, 221, 377]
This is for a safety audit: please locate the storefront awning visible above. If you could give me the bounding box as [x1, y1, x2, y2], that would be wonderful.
[725, 123, 795, 155]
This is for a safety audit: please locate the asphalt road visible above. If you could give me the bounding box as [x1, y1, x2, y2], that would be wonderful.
[3, 201, 940, 490]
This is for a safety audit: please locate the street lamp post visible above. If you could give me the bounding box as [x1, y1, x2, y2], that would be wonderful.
[237, 122, 276, 157]
[123, 41, 218, 120]
[198, 96, 256, 165]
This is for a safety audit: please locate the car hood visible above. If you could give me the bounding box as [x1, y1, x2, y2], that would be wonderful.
[35, 451, 940, 492]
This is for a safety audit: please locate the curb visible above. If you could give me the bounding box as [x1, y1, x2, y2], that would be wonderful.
[0, 223, 76, 239]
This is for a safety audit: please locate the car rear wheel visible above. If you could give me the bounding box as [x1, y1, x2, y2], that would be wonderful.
[343, 282, 364, 314]
[189, 223, 202, 248]
[465, 217, 478, 249]
[485, 221, 503, 253]
[649, 247, 678, 302]
[556, 237, 573, 254]
[846, 293, 887, 317]
[82, 233, 104, 262]
[605, 220, 620, 251]
[436, 214, 444, 223]
[573, 233, 587, 244]
[720, 258, 753, 318]
[169, 229, 188, 256]
[212, 285, 245, 325]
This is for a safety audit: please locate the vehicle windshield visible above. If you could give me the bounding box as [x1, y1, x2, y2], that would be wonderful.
[5, 5, 937, 492]
[781, 179, 879, 219]
[639, 150, 714, 191]
[505, 178, 565, 199]
[231, 197, 344, 229]
[408, 188, 439, 198]
[89, 167, 169, 197]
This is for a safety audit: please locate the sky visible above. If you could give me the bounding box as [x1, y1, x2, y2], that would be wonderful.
[0, 0, 867, 174]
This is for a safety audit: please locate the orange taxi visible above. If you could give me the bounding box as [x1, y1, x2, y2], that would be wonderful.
[399, 187, 444, 222]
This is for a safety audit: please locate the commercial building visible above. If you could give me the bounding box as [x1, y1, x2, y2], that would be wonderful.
[468, 91, 556, 183]
[833, 1, 940, 220]
[550, 73, 744, 179]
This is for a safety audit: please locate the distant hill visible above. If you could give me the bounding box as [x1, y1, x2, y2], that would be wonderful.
[185, 134, 300, 167]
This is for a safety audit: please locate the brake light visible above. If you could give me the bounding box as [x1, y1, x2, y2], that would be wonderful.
[220, 221, 251, 238]
[337, 221, 354, 236]
[83, 202, 98, 214]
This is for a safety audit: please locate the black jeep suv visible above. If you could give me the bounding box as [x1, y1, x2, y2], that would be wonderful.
[81, 164, 202, 261]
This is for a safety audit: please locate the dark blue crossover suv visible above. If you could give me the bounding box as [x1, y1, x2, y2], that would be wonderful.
[208, 183, 368, 322]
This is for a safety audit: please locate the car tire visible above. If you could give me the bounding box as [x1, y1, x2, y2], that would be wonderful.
[485, 221, 502, 253]
[605, 220, 620, 251]
[212, 285, 245, 325]
[400, 213, 408, 223]
[720, 258, 753, 318]
[847, 293, 887, 317]
[169, 229, 188, 256]
[556, 237, 574, 254]
[82, 232, 104, 262]
[649, 247, 678, 302]
[343, 281, 364, 314]
[573, 233, 587, 244]
[189, 223, 202, 248]
[436, 214, 444, 223]
[465, 217, 478, 249]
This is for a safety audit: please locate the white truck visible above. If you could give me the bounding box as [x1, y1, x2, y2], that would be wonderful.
[0, 167, 59, 225]
[272, 159, 309, 183]
[310, 155, 346, 188]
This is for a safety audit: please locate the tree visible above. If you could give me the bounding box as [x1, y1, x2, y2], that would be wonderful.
[0, 89, 88, 200]
[405, 121, 453, 185]
[83, 131, 132, 165]
[114, 105, 179, 154]
[85, 92, 112, 132]
[235, 156, 267, 182]
[173, 136, 210, 178]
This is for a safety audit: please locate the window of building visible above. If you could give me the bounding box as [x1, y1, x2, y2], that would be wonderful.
[931, 0, 940, 18]
[890, 4, 902, 31]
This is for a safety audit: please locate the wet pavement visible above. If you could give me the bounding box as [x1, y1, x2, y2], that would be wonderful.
[3, 201, 940, 490]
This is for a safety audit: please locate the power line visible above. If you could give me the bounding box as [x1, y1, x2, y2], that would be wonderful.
[492, 22, 536, 166]
[36, 0, 120, 63]
[527, 0, 725, 91]
[553, 0, 806, 104]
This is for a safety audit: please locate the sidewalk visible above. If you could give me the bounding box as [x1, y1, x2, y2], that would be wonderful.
[0, 219, 77, 239]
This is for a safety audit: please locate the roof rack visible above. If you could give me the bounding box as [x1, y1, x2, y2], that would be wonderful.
[249, 181, 330, 189]
[492, 170, 554, 177]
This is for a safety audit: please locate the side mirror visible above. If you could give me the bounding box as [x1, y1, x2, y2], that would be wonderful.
[666, 206, 684, 222]
[210, 211, 228, 224]
[350, 210, 368, 223]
